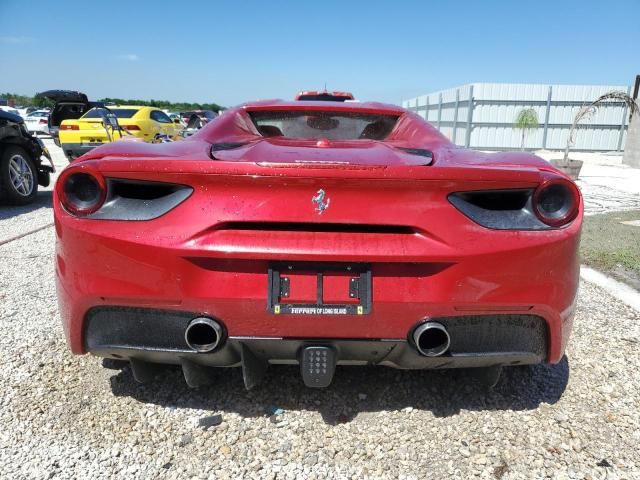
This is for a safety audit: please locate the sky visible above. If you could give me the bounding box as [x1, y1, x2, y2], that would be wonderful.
[1, 0, 639, 107]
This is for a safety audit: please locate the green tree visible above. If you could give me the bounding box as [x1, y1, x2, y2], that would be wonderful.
[514, 108, 539, 151]
[33, 96, 54, 108]
[98, 98, 224, 112]
[0, 92, 33, 106]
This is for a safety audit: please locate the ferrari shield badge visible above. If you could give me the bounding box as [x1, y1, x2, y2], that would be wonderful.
[312, 189, 330, 214]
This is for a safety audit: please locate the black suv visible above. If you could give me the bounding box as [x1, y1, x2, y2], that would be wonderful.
[0, 109, 55, 205]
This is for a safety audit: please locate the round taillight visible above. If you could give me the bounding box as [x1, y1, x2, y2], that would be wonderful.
[533, 179, 579, 227]
[59, 171, 106, 216]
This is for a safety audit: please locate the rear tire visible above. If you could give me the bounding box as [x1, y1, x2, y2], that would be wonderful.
[0, 146, 38, 205]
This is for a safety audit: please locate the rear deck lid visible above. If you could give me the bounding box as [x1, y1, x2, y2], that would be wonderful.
[42, 90, 105, 128]
[210, 138, 434, 167]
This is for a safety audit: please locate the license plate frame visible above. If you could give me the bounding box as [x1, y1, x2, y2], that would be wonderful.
[267, 263, 372, 315]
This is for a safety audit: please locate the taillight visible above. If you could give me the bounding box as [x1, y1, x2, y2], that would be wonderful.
[57, 169, 107, 216]
[121, 124, 141, 130]
[39, 119, 48, 124]
[60, 124, 79, 130]
[449, 175, 581, 230]
[532, 178, 580, 227]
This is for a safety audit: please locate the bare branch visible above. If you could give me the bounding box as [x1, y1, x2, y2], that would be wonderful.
[564, 91, 639, 161]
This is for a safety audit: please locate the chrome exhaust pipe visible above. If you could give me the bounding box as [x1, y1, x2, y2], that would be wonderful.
[185, 317, 223, 353]
[412, 321, 450, 357]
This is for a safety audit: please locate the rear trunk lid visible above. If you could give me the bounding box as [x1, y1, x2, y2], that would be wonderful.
[36, 90, 89, 103]
[60, 117, 138, 145]
[38, 90, 104, 141]
[60, 117, 110, 144]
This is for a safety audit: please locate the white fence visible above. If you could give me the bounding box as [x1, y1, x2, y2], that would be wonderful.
[402, 83, 632, 151]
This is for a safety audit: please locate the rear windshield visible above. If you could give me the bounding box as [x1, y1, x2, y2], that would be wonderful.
[249, 110, 399, 140]
[82, 108, 139, 119]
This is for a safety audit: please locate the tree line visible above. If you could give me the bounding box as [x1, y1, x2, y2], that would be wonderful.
[1, 93, 225, 112]
[99, 98, 225, 112]
[1, 93, 53, 108]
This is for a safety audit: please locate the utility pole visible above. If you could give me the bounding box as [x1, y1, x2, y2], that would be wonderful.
[622, 75, 640, 167]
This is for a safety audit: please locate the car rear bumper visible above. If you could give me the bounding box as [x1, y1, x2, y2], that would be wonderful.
[84, 306, 549, 388]
[60, 142, 98, 160]
[55, 227, 579, 367]
[26, 125, 49, 134]
[85, 306, 547, 368]
[61, 132, 150, 158]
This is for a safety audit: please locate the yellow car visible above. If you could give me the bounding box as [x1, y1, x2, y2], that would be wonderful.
[59, 106, 183, 161]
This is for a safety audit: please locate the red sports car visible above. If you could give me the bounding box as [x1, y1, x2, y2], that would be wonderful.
[54, 99, 582, 389]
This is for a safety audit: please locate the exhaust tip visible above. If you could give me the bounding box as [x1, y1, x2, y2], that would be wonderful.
[185, 317, 223, 353]
[412, 321, 450, 357]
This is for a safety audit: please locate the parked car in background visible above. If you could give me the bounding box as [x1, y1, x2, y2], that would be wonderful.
[17, 106, 40, 117]
[179, 110, 219, 137]
[24, 110, 50, 135]
[0, 109, 54, 204]
[0, 106, 22, 118]
[180, 110, 218, 126]
[168, 112, 185, 126]
[36, 90, 103, 147]
[59, 106, 183, 161]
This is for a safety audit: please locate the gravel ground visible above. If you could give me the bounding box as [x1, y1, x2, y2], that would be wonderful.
[527, 151, 640, 216]
[578, 184, 640, 216]
[1, 143, 640, 479]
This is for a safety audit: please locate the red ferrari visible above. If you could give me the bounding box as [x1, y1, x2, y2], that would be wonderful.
[54, 98, 582, 389]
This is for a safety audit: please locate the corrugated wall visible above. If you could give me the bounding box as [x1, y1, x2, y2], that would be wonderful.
[403, 83, 631, 151]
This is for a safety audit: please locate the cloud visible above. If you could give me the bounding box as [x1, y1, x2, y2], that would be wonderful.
[116, 54, 139, 62]
[0, 36, 36, 44]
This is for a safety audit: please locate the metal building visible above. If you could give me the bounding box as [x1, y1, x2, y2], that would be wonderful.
[402, 83, 632, 151]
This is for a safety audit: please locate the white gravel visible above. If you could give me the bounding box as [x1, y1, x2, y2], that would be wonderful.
[1, 143, 640, 479]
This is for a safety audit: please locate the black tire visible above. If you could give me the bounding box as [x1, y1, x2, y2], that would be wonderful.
[0, 145, 39, 205]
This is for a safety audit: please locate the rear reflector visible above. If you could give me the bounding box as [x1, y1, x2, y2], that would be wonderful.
[60, 124, 79, 130]
[121, 125, 141, 130]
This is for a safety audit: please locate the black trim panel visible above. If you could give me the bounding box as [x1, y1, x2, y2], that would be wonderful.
[88, 179, 193, 221]
[449, 189, 551, 230]
[84, 307, 548, 369]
